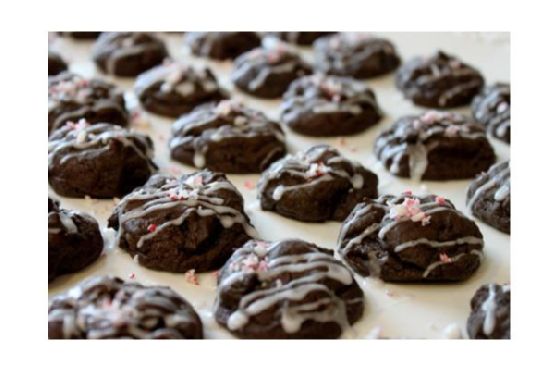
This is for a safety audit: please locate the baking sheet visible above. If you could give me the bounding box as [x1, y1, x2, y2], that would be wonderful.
[48, 32, 510, 339]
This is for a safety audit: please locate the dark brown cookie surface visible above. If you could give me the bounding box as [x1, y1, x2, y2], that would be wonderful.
[472, 83, 510, 143]
[48, 276, 203, 339]
[57, 32, 101, 39]
[264, 32, 335, 45]
[375, 111, 496, 180]
[467, 161, 510, 234]
[231, 42, 311, 99]
[185, 32, 260, 60]
[92, 32, 169, 77]
[134, 62, 228, 118]
[48, 72, 128, 135]
[257, 145, 378, 222]
[467, 284, 510, 339]
[338, 193, 484, 282]
[215, 239, 364, 339]
[280, 74, 382, 136]
[108, 171, 256, 272]
[396, 50, 484, 108]
[170, 100, 286, 173]
[48, 121, 157, 198]
[314, 33, 401, 79]
[48, 198, 103, 282]
[48, 50, 67, 76]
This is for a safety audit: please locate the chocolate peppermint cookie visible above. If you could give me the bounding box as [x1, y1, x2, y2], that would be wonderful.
[48, 276, 203, 339]
[48, 50, 67, 76]
[48, 72, 128, 135]
[108, 171, 256, 272]
[396, 50, 484, 108]
[338, 192, 484, 282]
[231, 42, 311, 99]
[92, 32, 169, 77]
[375, 111, 496, 180]
[185, 32, 261, 60]
[215, 239, 364, 339]
[264, 32, 335, 46]
[48, 198, 103, 282]
[314, 33, 401, 79]
[134, 62, 228, 118]
[280, 74, 382, 136]
[258, 145, 378, 222]
[472, 83, 511, 143]
[48, 121, 157, 198]
[170, 100, 286, 173]
[467, 283, 510, 339]
[467, 161, 510, 234]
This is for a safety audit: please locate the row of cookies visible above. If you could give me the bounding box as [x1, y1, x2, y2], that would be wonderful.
[49, 32, 510, 143]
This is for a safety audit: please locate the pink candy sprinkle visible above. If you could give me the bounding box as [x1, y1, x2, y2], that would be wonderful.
[402, 189, 413, 196]
[184, 269, 199, 285]
[435, 196, 446, 205]
[445, 125, 461, 137]
[389, 197, 431, 226]
[439, 253, 452, 263]
[147, 224, 157, 233]
[243, 180, 256, 190]
[128, 272, 136, 279]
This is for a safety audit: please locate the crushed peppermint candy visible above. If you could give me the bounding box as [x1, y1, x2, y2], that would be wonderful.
[233, 252, 269, 273]
[435, 196, 446, 205]
[243, 180, 256, 190]
[389, 197, 431, 226]
[402, 189, 413, 196]
[128, 272, 136, 279]
[439, 253, 452, 263]
[147, 224, 158, 233]
[184, 269, 199, 285]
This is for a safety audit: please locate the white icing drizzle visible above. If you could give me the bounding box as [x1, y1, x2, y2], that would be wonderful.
[375, 111, 488, 180]
[222, 240, 357, 334]
[481, 284, 510, 335]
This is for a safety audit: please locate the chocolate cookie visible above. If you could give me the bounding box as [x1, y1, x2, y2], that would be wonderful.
[467, 161, 510, 234]
[48, 121, 157, 198]
[108, 171, 256, 272]
[92, 32, 169, 77]
[57, 32, 101, 39]
[264, 32, 335, 46]
[257, 145, 378, 222]
[472, 83, 511, 143]
[48, 50, 67, 76]
[467, 283, 510, 339]
[314, 33, 401, 79]
[48, 198, 103, 282]
[396, 50, 485, 108]
[338, 192, 484, 282]
[48, 72, 128, 135]
[185, 32, 261, 60]
[280, 74, 382, 136]
[215, 239, 364, 339]
[231, 43, 311, 99]
[48, 276, 203, 339]
[170, 100, 286, 173]
[134, 62, 228, 118]
[375, 111, 496, 180]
